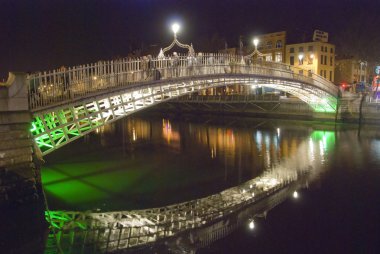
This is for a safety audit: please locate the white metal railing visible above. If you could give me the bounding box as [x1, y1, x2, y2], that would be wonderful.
[27, 54, 338, 110]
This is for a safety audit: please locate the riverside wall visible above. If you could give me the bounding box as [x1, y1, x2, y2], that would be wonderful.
[0, 72, 47, 253]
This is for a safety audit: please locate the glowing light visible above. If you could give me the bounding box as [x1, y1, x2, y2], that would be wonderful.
[172, 23, 180, 34]
[298, 54, 304, 61]
[132, 127, 136, 141]
[249, 220, 255, 230]
[93, 76, 97, 80]
[293, 191, 298, 198]
[310, 54, 315, 59]
[253, 38, 259, 48]
[277, 128, 280, 137]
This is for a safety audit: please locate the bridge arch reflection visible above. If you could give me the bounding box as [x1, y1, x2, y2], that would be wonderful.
[44, 125, 334, 253]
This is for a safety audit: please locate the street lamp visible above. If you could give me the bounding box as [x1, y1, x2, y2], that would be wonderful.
[159, 22, 194, 57]
[298, 54, 304, 65]
[253, 38, 259, 50]
[171, 23, 180, 37]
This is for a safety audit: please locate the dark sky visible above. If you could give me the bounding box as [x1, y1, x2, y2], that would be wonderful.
[1, 0, 379, 79]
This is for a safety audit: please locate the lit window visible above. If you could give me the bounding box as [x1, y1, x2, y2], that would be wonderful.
[266, 55, 272, 61]
[275, 52, 282, 62]
[308, 54, 314, 64]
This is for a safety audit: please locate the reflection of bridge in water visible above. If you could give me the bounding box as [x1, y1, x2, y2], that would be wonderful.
[45, 168, 311, 253]
[44, 128, 332, 253]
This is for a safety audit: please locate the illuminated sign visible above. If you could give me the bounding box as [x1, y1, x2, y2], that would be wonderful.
[313, 30, 329, 43]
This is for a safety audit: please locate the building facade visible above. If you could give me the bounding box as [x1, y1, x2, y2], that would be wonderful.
[254, 31, 287, 63]
[285, 41, 335, 82]
[335, 57, 368, 92]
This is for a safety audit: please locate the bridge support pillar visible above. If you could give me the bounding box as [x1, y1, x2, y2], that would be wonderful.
[0, 72, 47, 253]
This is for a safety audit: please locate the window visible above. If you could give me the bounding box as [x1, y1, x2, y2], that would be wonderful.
[299, 56, 303, 65]
[266, 55, 272, 61]
[290, 56, 295, 65]
[324, 46, 328, 52]
[320, 55, 324, 65]
[289, 47, 294, 53]
[308, 46, 313, 51]
[321, 46, 324, 51]
[308, 54, 314, 64]
[329, 71, 332, 81]
[324, 70, 327, 78]
[275, 52, 282, 62]
[320, 70, 323, 76]
[276, 40, 282, 48]
[299, 70, 304, 75]
[330, 56, 333, 66]
[325, 55, 328, 65]
[299, 47, 304, 52]
[330, 48, 334, 53]
[266, 41, 273, 49]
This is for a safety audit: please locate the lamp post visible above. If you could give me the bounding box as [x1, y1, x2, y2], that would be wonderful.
[298, 54, 304, 65]
[253, 38, 259, 50]
[171, 23, 180, 39]
[159, 22, 194, 58]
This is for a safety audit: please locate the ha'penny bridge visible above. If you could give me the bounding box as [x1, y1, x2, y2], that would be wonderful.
[0, 26, 336, 253]
[28, 53, 338, 156]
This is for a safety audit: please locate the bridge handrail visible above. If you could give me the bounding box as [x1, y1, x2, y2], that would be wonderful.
[27, 53, 338, 110]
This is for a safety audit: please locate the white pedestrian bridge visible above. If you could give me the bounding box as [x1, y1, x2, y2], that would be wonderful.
[27, 54, 338, 155]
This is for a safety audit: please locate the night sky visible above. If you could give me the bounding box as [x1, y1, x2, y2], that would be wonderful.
[1, 0, 379, 79]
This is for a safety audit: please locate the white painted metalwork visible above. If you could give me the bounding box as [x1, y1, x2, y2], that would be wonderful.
[27, 54, 338, 111]
[28, 54, 339, 155]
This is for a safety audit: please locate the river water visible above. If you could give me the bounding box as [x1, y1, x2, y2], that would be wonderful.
[42, 113, 380, 253]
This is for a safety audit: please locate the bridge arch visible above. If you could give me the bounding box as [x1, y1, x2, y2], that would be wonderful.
[28, 54, 338, 155]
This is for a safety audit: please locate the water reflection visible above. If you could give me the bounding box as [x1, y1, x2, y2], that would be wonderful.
[41, 115, 341, 253]
[43, 117, 336, 212]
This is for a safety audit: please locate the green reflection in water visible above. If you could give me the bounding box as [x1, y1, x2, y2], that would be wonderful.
[310, 130, 335, 151]
[42, 158, 150, 209]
